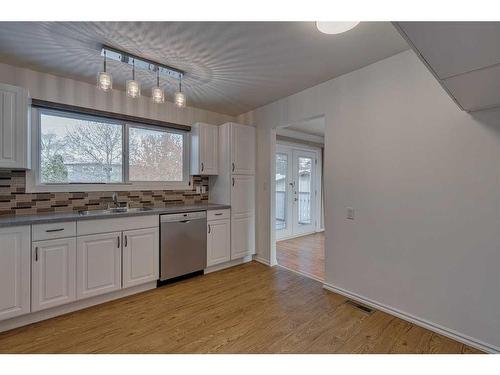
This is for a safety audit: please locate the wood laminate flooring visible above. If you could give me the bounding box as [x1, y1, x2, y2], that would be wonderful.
[0, 262, 482, 354]
[277, 232, 325, 281]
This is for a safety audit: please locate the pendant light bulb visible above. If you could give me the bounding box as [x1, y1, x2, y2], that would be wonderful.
[175, 75, 186, 108]
[126, 58, 141, 98]
[151, 69, 165, 104]
[97, 51, 113, 92]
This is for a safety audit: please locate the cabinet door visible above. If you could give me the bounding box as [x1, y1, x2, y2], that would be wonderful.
[231, 175, 255, 218]
[231, 123, 255, 175]
[231, 215, 255, 260]
[32, 238, 76, 312]
[207, 220, 230, 267]
[201, 124, 218, 175]
[77, 232, 122, 300]
[122, 227, 159, 288]
[0, 226, 30, 321]
[0, 83, 29, 169]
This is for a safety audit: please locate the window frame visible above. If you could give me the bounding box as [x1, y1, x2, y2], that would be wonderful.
[26, 108, 191, 193]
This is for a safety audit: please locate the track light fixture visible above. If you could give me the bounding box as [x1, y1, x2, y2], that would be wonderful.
[99, 46, 186, 106]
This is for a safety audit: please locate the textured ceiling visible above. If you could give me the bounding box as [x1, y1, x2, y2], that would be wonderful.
[0, 22, 408, 116]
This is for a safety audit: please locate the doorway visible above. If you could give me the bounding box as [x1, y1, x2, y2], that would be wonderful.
[273, 119, 325, 282]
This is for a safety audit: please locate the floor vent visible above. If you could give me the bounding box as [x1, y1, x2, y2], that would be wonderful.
[344, 300, 375, 314]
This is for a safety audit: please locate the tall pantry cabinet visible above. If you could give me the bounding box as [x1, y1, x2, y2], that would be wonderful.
[210, 123, 256, 260]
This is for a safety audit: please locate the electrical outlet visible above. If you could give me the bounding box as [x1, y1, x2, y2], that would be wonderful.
[196, 186, 201, 194]
[347, 207, 355, 220]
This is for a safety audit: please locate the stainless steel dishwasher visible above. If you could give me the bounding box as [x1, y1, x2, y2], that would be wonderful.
[160, 211, 207, 282]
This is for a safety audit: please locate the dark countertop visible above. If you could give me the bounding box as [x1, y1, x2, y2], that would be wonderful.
[0, 203, 231, 228]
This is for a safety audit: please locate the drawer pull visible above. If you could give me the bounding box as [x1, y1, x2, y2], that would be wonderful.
[46, 228, 64, 233]
[214, 213, 223, 216]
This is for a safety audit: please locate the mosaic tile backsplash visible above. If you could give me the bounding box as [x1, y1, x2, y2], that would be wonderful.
[0, 170, 209, 216]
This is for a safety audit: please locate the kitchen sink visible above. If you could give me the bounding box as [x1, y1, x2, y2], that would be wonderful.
[78, 207, 154, 216]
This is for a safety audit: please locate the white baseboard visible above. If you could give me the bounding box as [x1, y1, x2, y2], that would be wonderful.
[204, 255, 253, 274]
[253, 255, 273, 266]
[0, 281, 157, 334]
[322, 282, 498, 354]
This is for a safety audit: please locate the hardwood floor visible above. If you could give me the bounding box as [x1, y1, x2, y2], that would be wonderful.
[0, 262, 482, 354]
[277, 232, 325, 281]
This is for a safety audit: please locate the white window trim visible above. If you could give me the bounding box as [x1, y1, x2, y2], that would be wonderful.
[26, 108, 192, 193]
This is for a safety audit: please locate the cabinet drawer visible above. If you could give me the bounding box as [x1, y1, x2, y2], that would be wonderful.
[32, 221, 76, 241]
[77, 215, 159, 236]
[207, 209, 230, 221]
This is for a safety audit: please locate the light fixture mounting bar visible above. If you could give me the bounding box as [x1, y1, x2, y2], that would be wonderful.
[101, 45, 184, 80]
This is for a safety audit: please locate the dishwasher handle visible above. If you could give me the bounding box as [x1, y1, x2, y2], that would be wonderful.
[179, 220, 191, 224]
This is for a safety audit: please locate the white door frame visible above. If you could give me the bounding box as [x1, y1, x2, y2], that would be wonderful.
[275, 142, 322, 241]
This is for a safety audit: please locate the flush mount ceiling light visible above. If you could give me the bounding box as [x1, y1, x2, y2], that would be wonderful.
[174, 75, 186, 108]
[100, 45, 186, 105]
[97, 50, 112, 92]
[316, 21, 360, 34]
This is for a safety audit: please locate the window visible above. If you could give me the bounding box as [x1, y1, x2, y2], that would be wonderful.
[31, 109, 189, 192]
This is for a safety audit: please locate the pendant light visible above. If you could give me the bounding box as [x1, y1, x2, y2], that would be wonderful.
[97, 50, 112, 92]
[174, 75, 186, 108]
[126, 58, 141, 98]
[151, 68, 165, 104]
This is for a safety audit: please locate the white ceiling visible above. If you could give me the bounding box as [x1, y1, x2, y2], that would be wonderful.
[396, 22, 500, 112]
[0, 22, 408, 116]
[287, 117, 325, 136]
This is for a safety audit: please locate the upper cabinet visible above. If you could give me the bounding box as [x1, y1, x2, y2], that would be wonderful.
[231, 123, 255, 175]
[191, 122, 218, 175]
[0, 83, 30, 169]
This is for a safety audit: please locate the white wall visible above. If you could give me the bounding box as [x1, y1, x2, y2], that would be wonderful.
[0, 62, 235, 126]
[239, 50, 500, 352]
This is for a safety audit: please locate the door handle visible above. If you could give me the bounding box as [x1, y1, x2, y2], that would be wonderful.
[117, 235, 120, 248]
[35, 247, 39, 262]
[201, 162, 204, 172]
[232, 163, 235, 172]
[124, 235, 128, 247]
[208, 224, 211, 233]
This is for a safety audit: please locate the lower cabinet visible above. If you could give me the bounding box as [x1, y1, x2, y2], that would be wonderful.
[207, 219, 230, 267]
[231, 215, 255, 260]
[32, 238, 77, 312]
[122, 227, 159, 288]
[77, 232, 122, 300]
[0, 226, 30, 322]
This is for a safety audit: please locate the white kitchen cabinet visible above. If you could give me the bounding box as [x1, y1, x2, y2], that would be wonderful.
[31, 237, 76, 312]
[231, 215, 255, 260]
[191, 122, 218, 175]
[207, 218, 230, 267]
[231, 175, 255, 218]
[0, 83, 30, 169]
[122, 227, 159, 288]
[0, 226, 30, 321]
[76, 232, 122, 300]
[231, 123, 255, 175]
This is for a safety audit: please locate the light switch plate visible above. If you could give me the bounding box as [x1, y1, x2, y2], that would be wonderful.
[347, 207, 355, 220]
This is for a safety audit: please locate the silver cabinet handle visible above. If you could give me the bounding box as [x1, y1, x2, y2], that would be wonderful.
[117, 235, 120, 248]
[232, 163, 235, 172]
[124, 235, 128, 247]
[180, 220, 191, 224]
[46, 228, 64, 233]
[35, 247, 39, 262]
[208, 224, 211, 234]
[215, 213, 223, 216]
[201, 162, 204, 172]
[232, 177, 235, 187]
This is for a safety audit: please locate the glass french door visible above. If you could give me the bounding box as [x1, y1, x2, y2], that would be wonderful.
[276, 145, 318, 240]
